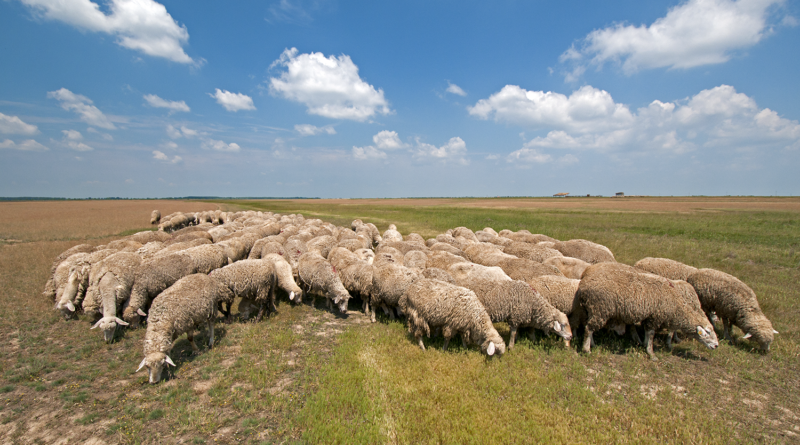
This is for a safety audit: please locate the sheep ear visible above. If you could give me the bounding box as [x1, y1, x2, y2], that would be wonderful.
[742, 333, 752, 339]
[334, 296, 341, 304]
[137, 308, 147, 317]
[696, 326, 705, 336]
[164, 356, 176, 367]
[66, 301, 76, 312]
[289, 291, 295, 302]
[487, 342, 496, 356]
[90, 319, 103, 330]
[115, 317, 129, 326]
[136, 358, 147, 372]
[553, 321, 561, 332]
[773, 329, 779, 334]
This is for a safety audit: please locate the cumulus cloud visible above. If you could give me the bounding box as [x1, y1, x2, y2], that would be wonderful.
[475, 83, 800, 162]
[269, 48, 391, 121]
[47, 88, 116, 129]
[352, 145, 387, 160]
[152, 150, 182, 163]
[166, 124, 197, 139]
[60, 129, 93, 151]
[446, 82, 467, 96]
[201, 138, 241, 152]
[0, 139, 49, 151]
[295, 124, 336, 136]
[561, 0, 786, 77]
[20, 0, 196, 64]
[210, 89, 256, 112]
[372, 130, 405, 150]
[413, 137, 469, 165]
[0, 112, 38, 135]
[144, 94, 190, 112]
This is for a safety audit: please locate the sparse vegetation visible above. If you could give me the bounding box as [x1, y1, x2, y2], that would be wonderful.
[0, 198, 798, 443]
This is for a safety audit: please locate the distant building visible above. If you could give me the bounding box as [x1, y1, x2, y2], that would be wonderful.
[615, 192, 624, 197]
[553, 192, 569, 197]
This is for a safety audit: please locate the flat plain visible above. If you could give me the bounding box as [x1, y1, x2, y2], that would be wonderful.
[0, 197, 798, 444]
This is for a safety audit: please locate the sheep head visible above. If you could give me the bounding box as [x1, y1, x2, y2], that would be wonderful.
[693, 325, 719, 350]
[740, 312, 777, 352]
[136, 352, 176, 384]
[91, 316, 129, 343]
[551, 313, 573, 342]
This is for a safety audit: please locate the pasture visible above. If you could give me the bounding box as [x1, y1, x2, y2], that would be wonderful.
[0, 197, 798, 444]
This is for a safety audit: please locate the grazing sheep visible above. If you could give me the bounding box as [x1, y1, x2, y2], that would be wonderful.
[44, 244, 95, 301]
[451, 227, 478, 242]
[429, 242, 467, 258]
[306, 235, 338, 259]
[425, 251, 469, 271]
[249, 241, 285, 260]
[374, 246, 404, 265]
[154, 238, 212, 257]
[405, 233, 426, 244]
[135, 241, 166, 259]
[87, 252, 142, 342]
[421, 267, 457, 284]
[210, 255, 299, 321]
[634, 257, 698, 281]
[382, 224, 404, 243]
[435, 234, 472, 251]
[379, 240, 429, 256]
[687, 268, 777, 351]
[504, 242, 563, 263]
[578, 263, 718, 360]
[526, 275, 581, 346]
[337, 237, 371, 252]
[329, 247, 374, 314]
[474, 230, 497, 242]
[463, 243, 517, 267]
[398, 278, 506, 356]
[553, 239, 615, 264]
[150, 210, 161, 225]
[543, 256, 591, 280]
[297, 252, 351, 314]
[55, 249, 118, 317]
[403, 250, 428, 270]
[370, 257, 420, 322]
[136, 274, 233, 384]
[283, 237, 308, 276]
[217, 238, 248, 264]
[446, 262, 512, 297]
[166, 231, 213, 246]
[127, 230, 172, 245]
[496, 258, 564, 281]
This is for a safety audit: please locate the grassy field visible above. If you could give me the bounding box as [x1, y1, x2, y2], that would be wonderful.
[0, 197, 798, 444]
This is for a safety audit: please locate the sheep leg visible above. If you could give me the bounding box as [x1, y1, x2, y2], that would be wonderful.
[672, 332, 682, 344]
[207, 320, 215, 348]
[582, 328, 594, 353]
[644, 329, 657, 361]
[461, 335, 467, 348]
[528, 330, 536, 342]
[442, 326, 453, 351]
[666, 331, 674, 351]
[508, 325, 518, 349]
[255, 303, 267, 322]
[722, 318, 735, 344]
[630, 326, 643, 345]
[187, 331, 199, 353]
[417, 335, 426, 350]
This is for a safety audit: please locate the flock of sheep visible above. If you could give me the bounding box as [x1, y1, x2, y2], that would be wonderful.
[43, 208, 778, 384]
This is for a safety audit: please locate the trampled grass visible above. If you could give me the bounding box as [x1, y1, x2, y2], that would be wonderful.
[0, 198, 798, 444]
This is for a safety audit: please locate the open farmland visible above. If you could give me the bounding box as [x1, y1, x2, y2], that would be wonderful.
[1, 197, 799, 444]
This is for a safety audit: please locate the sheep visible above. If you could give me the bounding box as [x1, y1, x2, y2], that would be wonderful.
[135, 241, 166, 259]
[504, 232, 558, 244]
[403, 250, 428, 270]
[55, 249, 118, 317]
[553, 239, 615, 264]
[150, 210, 161, 225]
[297, 252, 351, 314]
[474, 230, 496, 242]
[136, 274, 233, 384]
[126, 230, 172, 245]
[154, 238, 212, 257]
[87, 252, 142, 342]
[687, 268, 777, 351]
[351, 220, 382, 243]
[578, 262, 718, 360]
[446, 262, 512, 297]
[378, 240, 430, 256]
[374, 246, 404, 265]
[104, 239, 142, 251]
[451, 227, 478, 242]
[217, 238, 248, 264]
[543, 256, 591, 279]
[328, 247, 374, 314]
[463, 243, 517, 267]
[382, 224, 403, 243]
[166, 231, 213, 245]
[504, 242, 564, 263]
[429, 242, 467, 258]
[283, 237, 308, 276]
[249, 241, 285, 260]
[337, 237, 371, 252]
[496, 258, 564, 281]
[369, 257, 420, 322]
[421, 267, 456, 284]
[425, 251, 469, 271]
[405, 233, 426, 244]
[354, 248, 375, 264]
[435, 234, 471, 251]
[43, 244, 95, 301]
[398, 278, 506, 356]
[306, 235, 338, 259]
[526, 275, 581, 347]
[634, 257, 698, 281]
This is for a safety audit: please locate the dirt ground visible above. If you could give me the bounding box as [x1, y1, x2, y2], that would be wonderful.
[299, 196, 800, 213]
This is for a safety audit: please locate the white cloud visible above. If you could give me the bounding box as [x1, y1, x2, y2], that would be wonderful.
[210, 89, 256, 112]
[0, 113, 38, 135]
[413, 137, 469, 165]
[60, 129, 93, 151]
[62, 129, 82, 140]
[161, 141, 178, 149]
[352, 145, 387, 160]
[295, 124, 336, 136]
[152, 150, 181, 163]
[269, 48, 391, 121]
[469, 85, 634, 133]
[144, 94, 190, 112]
[86, 127, 113, 140]
[446, 82, 467, 97]
[562, 0, 785, 77]
[166, 124, 197, 139]
[20, 0, 196, 64]
[0, 139, 49, 151]
[373, 130, 405, 150]
[201, 138, 241, 152]
[476, 84, 800, 161]
[66, 141, 94, 151]
[47, 88, 116, 129]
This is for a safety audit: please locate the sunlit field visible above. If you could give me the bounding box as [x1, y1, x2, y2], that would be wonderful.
[1, 197, 798, 444]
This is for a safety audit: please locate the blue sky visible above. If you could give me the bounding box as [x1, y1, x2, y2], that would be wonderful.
[1, 0, 799, 198]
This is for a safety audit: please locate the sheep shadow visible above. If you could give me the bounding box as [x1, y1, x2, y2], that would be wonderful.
[157, 324, 229, 382]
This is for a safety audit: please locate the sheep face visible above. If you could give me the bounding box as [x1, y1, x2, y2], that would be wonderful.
[330, 289, 350, 313]
[481, 337, 506, 356]
[742, 314, 776, 351]
[693, 325, 719, 350]
[137, 352, 175, 384]
[551, 314, 573, 342]
[91, 316, 129, 343]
